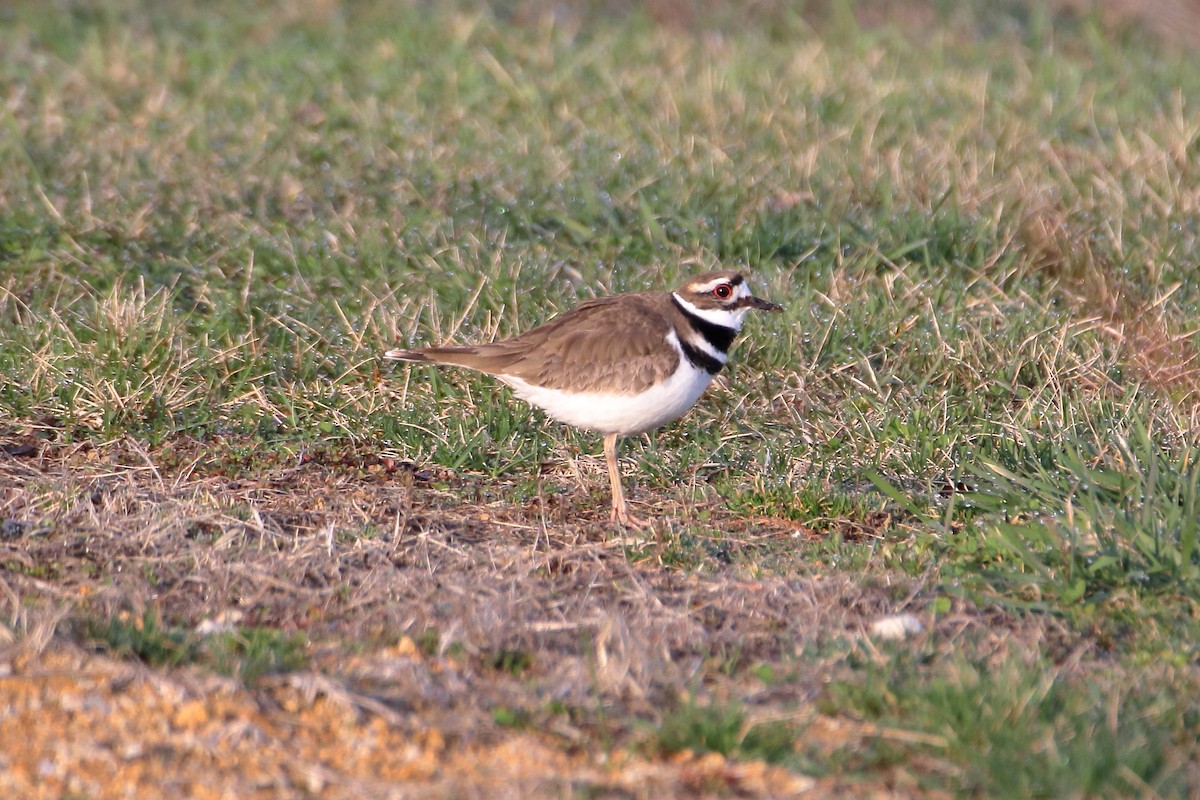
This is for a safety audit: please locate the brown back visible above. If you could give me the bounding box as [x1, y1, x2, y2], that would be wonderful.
[408, 292, 682, 394]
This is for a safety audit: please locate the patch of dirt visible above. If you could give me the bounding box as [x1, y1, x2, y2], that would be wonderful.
[0, 436, 1082, 797]
[0, 643, 821, 799]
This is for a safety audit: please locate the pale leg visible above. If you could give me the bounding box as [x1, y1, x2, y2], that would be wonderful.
[603, 434, 650, 528]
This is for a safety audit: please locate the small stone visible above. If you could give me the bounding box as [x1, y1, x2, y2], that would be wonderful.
[869, 613, 925, 641]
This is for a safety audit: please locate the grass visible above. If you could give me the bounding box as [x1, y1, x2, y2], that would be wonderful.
[83, 610, 309, 683]
[968, 422, 1200, 604]
[818, 650, 1195, 797]
[653, 699, 800, 766]
[2, 0, 1199, 795]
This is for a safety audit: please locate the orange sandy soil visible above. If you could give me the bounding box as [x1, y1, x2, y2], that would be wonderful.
[0, 643, 822, 799]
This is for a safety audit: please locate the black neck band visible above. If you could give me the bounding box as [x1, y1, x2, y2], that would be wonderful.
[679, 339, 724, 374]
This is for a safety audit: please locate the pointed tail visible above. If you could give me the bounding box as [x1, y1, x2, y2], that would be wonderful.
[384, 348, 435, 363]
[383, 345, 520, 375]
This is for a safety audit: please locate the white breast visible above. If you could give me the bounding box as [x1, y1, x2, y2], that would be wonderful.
[499, 330, 715, 437]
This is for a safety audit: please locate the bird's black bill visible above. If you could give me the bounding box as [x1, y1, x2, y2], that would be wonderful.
[744, 296, 783, 312]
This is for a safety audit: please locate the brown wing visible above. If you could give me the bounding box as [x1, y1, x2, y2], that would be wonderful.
[391, 292, 681, 395]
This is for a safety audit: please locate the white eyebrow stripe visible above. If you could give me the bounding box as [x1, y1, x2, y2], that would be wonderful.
[688, 276, 738, 294]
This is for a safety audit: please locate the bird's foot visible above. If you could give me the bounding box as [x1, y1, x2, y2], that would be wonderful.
[610, 504, 651, 529]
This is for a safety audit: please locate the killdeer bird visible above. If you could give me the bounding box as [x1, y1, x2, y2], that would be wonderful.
[385, 270, 782, 527]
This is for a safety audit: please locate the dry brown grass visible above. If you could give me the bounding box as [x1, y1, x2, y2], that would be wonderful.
[507, 0, 1200, 47]
[1077, 0, 1200, 46]
[1017, 198, 1200, 407]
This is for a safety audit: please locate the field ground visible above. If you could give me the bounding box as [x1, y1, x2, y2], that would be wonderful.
[2, 0, 1200, 797]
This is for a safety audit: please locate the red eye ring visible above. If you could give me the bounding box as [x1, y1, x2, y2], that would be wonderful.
[713, 284, 733, 299]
